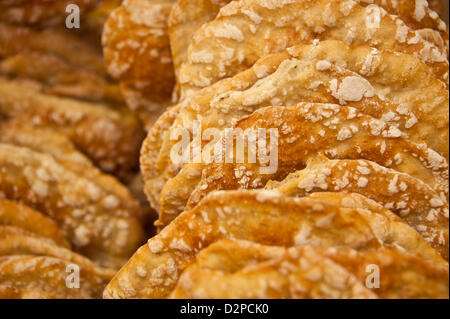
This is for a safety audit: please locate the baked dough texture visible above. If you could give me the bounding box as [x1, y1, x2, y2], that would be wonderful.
[110, 0, 449, 299]
[0, 0, 148, 298]
[171, 239, 449, 299]
[1, 0, 448, 299]
[177, 0, 449, 98]
[103, 0, 176, 127]
[104, 190, 447, 298]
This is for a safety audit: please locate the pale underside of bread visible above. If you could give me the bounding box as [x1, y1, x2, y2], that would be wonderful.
[171, 239, 449, 299]
[103, 190, 443, 298]
[178, 0, 448, 99]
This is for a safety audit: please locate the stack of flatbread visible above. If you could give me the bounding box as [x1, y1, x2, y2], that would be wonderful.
[0, 0, 148, 298]
[103, 0, 449, 299]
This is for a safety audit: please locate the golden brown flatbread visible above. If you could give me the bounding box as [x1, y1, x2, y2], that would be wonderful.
[169, 0, 232, 95]
[0, 226, 115, 279]
[0, 23, 107, 76]
[103, 0, 176, 124]
[0, 51, 123, 104]
[171, 239, 449, 299]
[187, 103, 449, 211]
[104, 190, 444, 298]
[0, 79, 144, 177]
[0, 0, 101, 27]
[0, 285, 56, 299]
[178, 0, 448, 98]
[0, 120, 93, 168]
[0, 144, 145, 269]
[170, 0, 448, 90]
[142, 40, 449, 225]
[0, 255, 110, 299]
[0, 200, 69, 249]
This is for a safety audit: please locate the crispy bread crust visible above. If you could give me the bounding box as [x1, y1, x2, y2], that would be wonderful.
[103, 0, 176, 122]
[266, 158, 449, 259]
[178, 0, 448, 98]
[104, 190, 443, 298]
[171, 239, 449, 299]
[0, 144, 145, 269]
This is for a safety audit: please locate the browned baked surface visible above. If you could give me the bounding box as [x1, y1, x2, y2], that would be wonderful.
[171, 240, 449, 299]
[104, 190, 445, 298]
